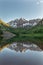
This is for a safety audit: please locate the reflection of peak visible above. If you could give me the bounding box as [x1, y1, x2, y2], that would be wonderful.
[8, 42, 42, 52]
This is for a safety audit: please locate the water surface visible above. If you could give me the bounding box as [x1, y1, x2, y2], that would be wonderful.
[0, 42, 43, 65]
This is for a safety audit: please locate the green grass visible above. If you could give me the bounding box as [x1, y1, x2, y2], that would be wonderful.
[0, 23, 43, 44]
[11, 25, 43, 43]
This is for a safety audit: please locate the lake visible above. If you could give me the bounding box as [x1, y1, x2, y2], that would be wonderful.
[0, 42, 43, 65]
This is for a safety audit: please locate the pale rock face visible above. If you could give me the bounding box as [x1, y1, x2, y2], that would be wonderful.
[8, 18, 41, 28]
[23, 22, 37, 27]
[11, 22, 17, 28]
[33, 22, 37, 26]
[23, 23, 30, 26]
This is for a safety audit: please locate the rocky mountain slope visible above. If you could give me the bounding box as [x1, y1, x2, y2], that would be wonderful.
[8, 18, 41, 28]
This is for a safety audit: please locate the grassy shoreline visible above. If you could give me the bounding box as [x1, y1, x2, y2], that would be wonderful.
[0, 23, 43, 45]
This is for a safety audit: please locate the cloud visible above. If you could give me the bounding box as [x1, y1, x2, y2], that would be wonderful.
[37, 0, 43, 5]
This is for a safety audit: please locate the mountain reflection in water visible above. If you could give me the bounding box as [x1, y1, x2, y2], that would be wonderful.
[0, 42, 43, 65]
[0, 42, 43, 52]
[8, 42, 42, 52]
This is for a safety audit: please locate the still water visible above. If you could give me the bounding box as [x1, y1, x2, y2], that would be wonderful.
[0, 42, 43, 65]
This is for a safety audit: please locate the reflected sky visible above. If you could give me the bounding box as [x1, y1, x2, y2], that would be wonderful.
[0, 42, 43, 65]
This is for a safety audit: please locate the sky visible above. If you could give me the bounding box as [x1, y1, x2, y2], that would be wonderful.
[0, 0, 43, 22]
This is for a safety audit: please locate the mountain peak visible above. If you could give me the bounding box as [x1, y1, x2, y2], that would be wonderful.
[19, 18, 26, 21]
[8, 18, 41, 28]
